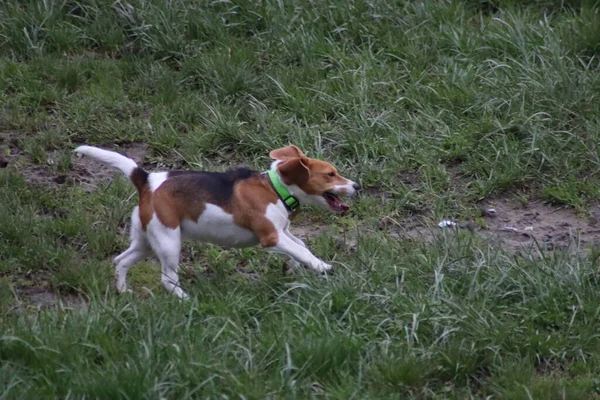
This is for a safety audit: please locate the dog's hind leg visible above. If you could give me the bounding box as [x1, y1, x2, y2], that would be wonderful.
[145, 218, 188, 299]
[114, 207, 151, 293]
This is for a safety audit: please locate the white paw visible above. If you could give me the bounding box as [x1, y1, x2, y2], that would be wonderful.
[314, 262, 332, 273]
[116, 287, 132, 295]
[115, 281, 128, 294]
[174, 289, 189, 300]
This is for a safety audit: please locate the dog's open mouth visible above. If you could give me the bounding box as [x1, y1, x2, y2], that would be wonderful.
[323, 192, 350, 213]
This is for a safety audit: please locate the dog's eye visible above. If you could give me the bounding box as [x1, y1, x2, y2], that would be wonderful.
[328, 172, 336, 177]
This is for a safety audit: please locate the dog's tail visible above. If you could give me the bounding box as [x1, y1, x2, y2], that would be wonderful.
[74, 145, 148, 192]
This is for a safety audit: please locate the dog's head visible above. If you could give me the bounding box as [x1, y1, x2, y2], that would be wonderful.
[269, 145, 359, 213]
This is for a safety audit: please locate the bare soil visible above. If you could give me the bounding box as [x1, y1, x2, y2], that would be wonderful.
[478, 198, 600, 253]
[385, 197, 600, 254]
[2, 269, 88, 310]
[17, 286, 87, 309]
[1, 133, 150, 189]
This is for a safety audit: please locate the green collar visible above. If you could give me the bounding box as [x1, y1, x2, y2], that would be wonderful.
[266, 169, 300, 212]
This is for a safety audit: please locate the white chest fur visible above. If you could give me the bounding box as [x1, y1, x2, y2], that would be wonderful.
[180, 203, 259, 247]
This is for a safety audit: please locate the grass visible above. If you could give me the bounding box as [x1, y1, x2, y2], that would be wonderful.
[2, 0, 600, 398]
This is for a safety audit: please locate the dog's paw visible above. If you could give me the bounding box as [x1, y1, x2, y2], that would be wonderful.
[315, 262, 333, 275]
[175, 290, 190, 301]
[115, 283, 131, 294]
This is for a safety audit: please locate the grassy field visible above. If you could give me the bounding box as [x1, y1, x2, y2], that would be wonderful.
[2, 0, 600, 398]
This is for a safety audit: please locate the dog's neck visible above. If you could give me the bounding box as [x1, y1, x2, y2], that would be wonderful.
[265, 163, 300, 212]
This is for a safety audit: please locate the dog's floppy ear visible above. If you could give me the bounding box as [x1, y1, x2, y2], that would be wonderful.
[277, 156, 310, 185]
[269, 145, 306, 161]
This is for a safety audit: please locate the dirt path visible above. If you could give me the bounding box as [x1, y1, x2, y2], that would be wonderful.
[385, 197, 600, 254]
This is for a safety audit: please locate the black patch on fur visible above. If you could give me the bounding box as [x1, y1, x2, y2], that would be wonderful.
[166, 168, 258, 205]
[130, 167, 149, 191]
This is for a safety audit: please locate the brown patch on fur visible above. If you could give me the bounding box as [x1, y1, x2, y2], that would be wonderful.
[138, 187, 154, 230]
[130, 167, 148, 192]
[278, 157, 310, 186]
[270, 143, 353, 196]
[232, 175, 280, 248]
[278, 158, 350, 196]
[152, 177, 213, 229]
[126, 167, 153, 230]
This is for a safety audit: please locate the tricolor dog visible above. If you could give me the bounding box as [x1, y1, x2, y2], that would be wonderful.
[75, 145, 359, 299]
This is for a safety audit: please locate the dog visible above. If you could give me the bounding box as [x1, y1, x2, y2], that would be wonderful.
[74, 145, 359, 298]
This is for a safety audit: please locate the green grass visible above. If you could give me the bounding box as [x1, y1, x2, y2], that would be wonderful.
[2, 0, 600, 398]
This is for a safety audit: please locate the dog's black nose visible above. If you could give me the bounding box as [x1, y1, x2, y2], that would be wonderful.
[353, 183, 360, 191]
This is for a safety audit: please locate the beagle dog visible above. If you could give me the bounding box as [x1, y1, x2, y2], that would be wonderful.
[75, 145, 359, 299]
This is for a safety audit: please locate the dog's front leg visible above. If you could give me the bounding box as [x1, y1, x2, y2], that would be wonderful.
[265, 234, 331, 274]
[282, 228, 308, 274]
[284, 227, 307, 247]
[255, 213, 329, 274]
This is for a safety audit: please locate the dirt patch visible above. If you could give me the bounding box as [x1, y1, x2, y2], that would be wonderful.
[1, 135, 150, 189]
[2, 270, 87, 309]
[380, 213, 434, 241]
[289, 214, 358, 250]
[16, 286, 87, 309]
[478, 198, 600, 253]
[290, 222, 326, 240]
[385, 197, 600, 254]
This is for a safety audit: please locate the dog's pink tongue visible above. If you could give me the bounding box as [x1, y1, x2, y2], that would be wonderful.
[327, 194, 350, 213]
